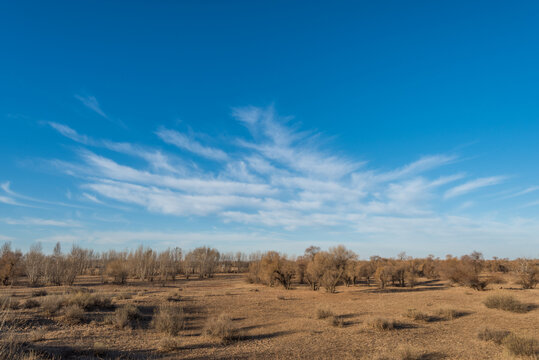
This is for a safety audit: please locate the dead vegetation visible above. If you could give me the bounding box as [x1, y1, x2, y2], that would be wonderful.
[151, 304, 185, 336]
[0, 242, 536, 359]
[484, 294, 531, 313]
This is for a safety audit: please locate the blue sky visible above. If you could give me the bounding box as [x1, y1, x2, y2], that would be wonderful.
[1, 1, 538, 257]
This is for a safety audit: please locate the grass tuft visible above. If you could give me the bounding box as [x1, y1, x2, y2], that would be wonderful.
[484, 295, 529, 313]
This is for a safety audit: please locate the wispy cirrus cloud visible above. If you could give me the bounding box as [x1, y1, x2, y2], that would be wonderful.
[1, 217, 81, 227]
[444, 176, 506, 199]
[75, 94, 108, 119]
[35, 105, 535, 256]
[156, 128, 229, 161]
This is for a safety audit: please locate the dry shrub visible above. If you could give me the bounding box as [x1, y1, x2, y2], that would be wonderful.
[92, 341, 107, 357]
[41, 295, 65, 316]
[398, 346, 429, 360]
[203, 313, 240, 343]
[157, 337, 181, 352]
[502, 334, 539, 358]
[0, 296, 19, 310]
[404, 309, 430, 322]
[62, 304, 84, 324]
[31, 290, 47, 297]
[29, 328, 46, 342]
[316, 305, 334, 319]
[328, 315, 344, 327]
[484, 295, 529, 313]
[66, 292, 113, 311]
[151, 304, 185, 336]
[22, 299, 40, 309]
[477, 328, 511, 345]
[365, 317, 398, 331]
[108, 304, 141, 329]
[435, 308, 463, 320]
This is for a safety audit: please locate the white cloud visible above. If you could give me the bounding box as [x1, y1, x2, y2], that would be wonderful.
[1, 217, 81, 227]
[75, 94, 108, 118]
[445, 176, 506, 199]
[82, 193, 103, 204]
[156, 128, 228, 161]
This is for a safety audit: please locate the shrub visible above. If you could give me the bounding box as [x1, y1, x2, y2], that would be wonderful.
[477, 328, 511, 345]
[398, 346, 428, 360]
[151, 304, 185, 336]
[404, 309, 430, 322]
[63, 304, 84, 324]
[31, 290, 47, 297]
[203, 313, 240, 343]
[516, 259, 539, 289]
[365, 317, 398, 331]
[106, 260, 129, 285]
[484, 295, 529, 313]
[502, 334, 539, 358]
[157, 337, 181, 352]
[435, 308, 463, 320]
[328, 315, 344, 327]
[108, 304, 141, 329]
[316, 306, 334, 319]
[41, 295, 65, 316]
[0, 296, 19, 310]
[29, 328, 46, 342]
[66, 292, 113, 311]
[22, 299, 40, 309]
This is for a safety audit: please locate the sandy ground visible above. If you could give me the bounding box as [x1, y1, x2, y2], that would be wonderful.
[2, 274, 538, 359]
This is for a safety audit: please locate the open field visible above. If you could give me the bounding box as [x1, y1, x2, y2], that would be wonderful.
[1, 273, 537, 360]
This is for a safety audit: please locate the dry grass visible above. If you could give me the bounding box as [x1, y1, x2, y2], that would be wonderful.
[435, 308, 463, 320]
[107, 304, 141, 329]
[328, 315, 344, 327]
[22, 299, 40, 309]
[151, 304, 185, 336]
[404, 308, 430, 322]
[477, 327, 511, 344]
[365, 317, 398, 331]
[0, 296, 20, 310]
[203, 313, 240, 343]
[484, 294, 530, 313]
[315, 305, 334, 319]
[28, 328, 47, 343]
[0, 272, 536, 359]
[62, 304, 85, 324]
[502, 334, 539, 358]
[40, 295, 65, 316]
[31, 289, 47, 297]
[157, 337, 181, 352]
[65, 291, 113, 311]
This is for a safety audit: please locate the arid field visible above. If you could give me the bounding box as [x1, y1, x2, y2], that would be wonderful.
[1, 271, 537, 360]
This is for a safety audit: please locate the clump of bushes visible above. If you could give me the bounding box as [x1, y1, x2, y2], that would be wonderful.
[151, 304, 185, 336]
[66, 291, 113, 311]
[315, 306, 334, 319]
[404, 309, 430, 322]
[502, 334, 539, 358]
[62, 304, 85, 324]
[0, 296, 19, 310]
[477, 327, 511, 344]
[107, 304, 141, 329]
[157, 337, 181, 352]
[41, 295, 65, 316]
[31, 290, 47, 297]
[22, 299, 40, 309]
[203, 313, 240, 343]
[484, 295, 530, 313]
[365, 317, 398, 331]
[435, 308, 463, 320]
[328, 315, 344, 327]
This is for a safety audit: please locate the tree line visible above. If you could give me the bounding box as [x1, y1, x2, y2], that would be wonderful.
[0, 242, 537, 291]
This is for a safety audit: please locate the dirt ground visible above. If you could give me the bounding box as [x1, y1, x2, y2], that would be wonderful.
[2, 274, 538, 359]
